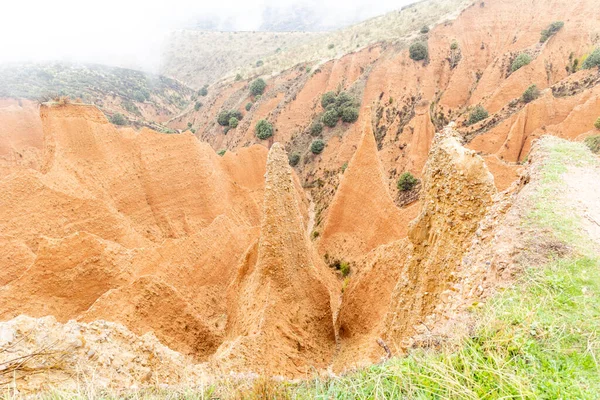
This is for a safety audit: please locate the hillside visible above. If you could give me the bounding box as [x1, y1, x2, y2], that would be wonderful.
[1, 0, 600, 396]
[0, 62, 194, 129]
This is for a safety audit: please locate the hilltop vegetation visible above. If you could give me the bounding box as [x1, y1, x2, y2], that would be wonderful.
[0, 62, 193, 128]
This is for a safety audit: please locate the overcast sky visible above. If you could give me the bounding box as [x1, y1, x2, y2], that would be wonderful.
[0, 0, 413, 71]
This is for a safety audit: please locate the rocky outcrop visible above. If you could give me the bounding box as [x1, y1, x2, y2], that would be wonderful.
[383, 127, 496, 352]
[319, 112, 418, 262]
[214, 143, 338, 376]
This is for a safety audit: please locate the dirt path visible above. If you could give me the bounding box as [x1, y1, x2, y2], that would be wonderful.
[564, 163, 600, 250]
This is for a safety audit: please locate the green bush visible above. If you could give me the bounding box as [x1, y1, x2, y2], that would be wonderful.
[255, 60, 264, 67]
[409, 42, 428, 61]
[199, 86, 208, 96]
[585, 135, 600, 154]
[110, 113, 127, 126]
[540, 21, 564, 43]
[255, 119, 273, 140]
[250, 78, 267, 96]
[133, 90, 146, 102]
[217, 110, 242, 126]
[511, 53, 532, 72]
[321, 91, 337, 108]
[194, 101, 202, 111]
[311, 139, 325, 154]
[397, 172, 418, 191]
[310, 121, 323, 136]
[339, 261, 350, 277]
[245, 102, 253, 111]
[420, 26, 429, 34]
[289, 152, 301, 166]
[335, 92, 354, 109]
[235, 73, 242, 81]
[450, 40, 459, 50]
[521, 84, 540, 104]
[322, 110, 339, 128]
[328, 43, 335, 49]
[341, 107, 359, 123]
[582, 48, 600, 70]
[229, 117, 239, 128]
[468, 105, 489, 125]
[594, 117, 600, 130]
[187, 122, 192, 128]
[217, 149, 226, 156]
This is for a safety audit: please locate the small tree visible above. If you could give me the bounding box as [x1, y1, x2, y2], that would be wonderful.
[235, 73, 242, 81]
[110, 113, 127, 126]
[540, 21, 564, 43]
[199, 86, 208, 96]
[521, 84, 540, 104]
[187, 122, 192, 128]
[289, 152, 301, 166]
[310, 121, 323, 136]
[397, 172, 418, 191]
[328, 43, 335, 49]
[582, 48, 600, 70]
[255, 119, 273, 140]
[250, 78, 267, 96]
[420, 25, 430, 34]
[245, 102, 253, 111]
[217, 111, 231, 126]
[311, 139, 325, 154]
[450, 40, 459, 50]
[409, 42, 428, 61]
[584, 135, 600, 154]
[321, 91, 337, 108]
[468, 105, 489, 125]
[341, 107, 359, 123]
[594, 117, 600, 130]
[229, 117, 239, 128]
[194, 101, 202, 111]
[322, 110, 339, 128]
[511, 53, 532, 73]
[256, 60, 264, 67]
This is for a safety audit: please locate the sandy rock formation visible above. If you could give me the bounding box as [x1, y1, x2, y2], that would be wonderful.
[0, 315, 206, 393]
[383, 127, 496, 352]
[319, 113, 419, 262]
[214, 143, 338, 376]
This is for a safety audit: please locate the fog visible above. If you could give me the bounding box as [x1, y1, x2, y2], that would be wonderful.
[0, 0, 414, 71]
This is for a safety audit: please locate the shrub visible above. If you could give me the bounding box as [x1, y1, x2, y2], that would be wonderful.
[255, 119, 273, 140]
[322, 110, 339, 128]
[217, 149, 226, 156]
[217, 111, 231, 126]
[450, 40, 459, 50]
[585, 135, 600, 154]
[341, 107, 359, 123]
[133, 90, 146, 102]
[250, 78, 267, 96]
[194, 101, 202, 111]
[110, 113, 127, 126]
[321, 91, 337, 108]
[255, 60, 264, 67]
[310, 121, 323, 136]
[511, 53, 532, 72]
[229, 117, 239, 128]
[521, 84, 540, 104]
[235, 73, 242, 81]
[199, 86, 208, 96]
[540, 21, 564, 43]
[595, 117, 600, 130]
[289, 152, 301, 166]
[335, 92, 354, 109]
[245, 102, 253, 111]
[311, 139, 325, 154]
[582, 48, 600, 70]
[397, 172, 418, 191]
[468, 105, 489, 125]
[328, 43, 335, 49]
[187, 122, 192, 128]
[409, 42, 428, 61]
[420, 25, 429, 34]
[339, 261, 350, 277]
[217, 110, 242, 126]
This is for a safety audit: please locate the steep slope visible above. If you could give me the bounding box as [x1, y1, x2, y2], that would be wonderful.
[214, 143, 338, 376]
